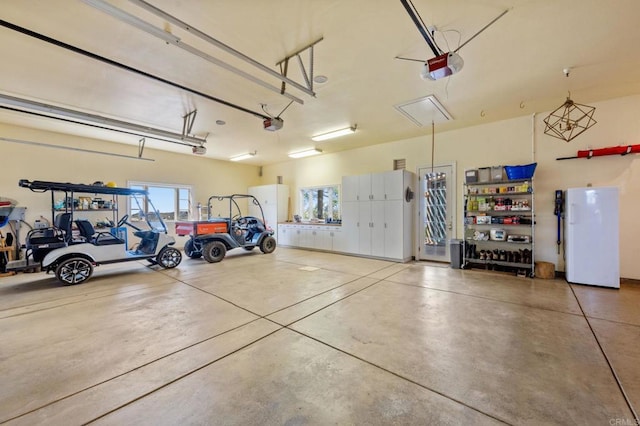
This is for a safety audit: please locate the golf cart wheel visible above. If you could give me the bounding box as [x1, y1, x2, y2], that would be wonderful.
[157, 247, 182, 268]
[203, 241, 226, 263]
[259, 236, 277, 254]
[243, 246, 255, 251]
[55, 257, 94, 285]
[184, 239, 202, 259]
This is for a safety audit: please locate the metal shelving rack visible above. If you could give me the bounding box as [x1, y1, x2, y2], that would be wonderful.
[463, 178, 535, 277]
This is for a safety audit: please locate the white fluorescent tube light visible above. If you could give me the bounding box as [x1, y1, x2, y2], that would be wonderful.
[82, 0, 181, 44]
[230, 152, 256, 162]
[288, 148, 323, 158]
[311, 126, 356, 141]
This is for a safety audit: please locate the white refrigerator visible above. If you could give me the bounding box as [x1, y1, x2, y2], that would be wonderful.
[565, 187, 620, 288]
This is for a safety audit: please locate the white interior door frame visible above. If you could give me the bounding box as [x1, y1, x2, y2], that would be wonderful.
[415, 162, 457, 262]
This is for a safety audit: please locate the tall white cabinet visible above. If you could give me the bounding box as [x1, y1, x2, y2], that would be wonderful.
[248, 184, 289, 239]
[342, 170, 415, 262]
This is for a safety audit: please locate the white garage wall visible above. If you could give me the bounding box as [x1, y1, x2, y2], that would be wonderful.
[2, 94, 639, 278]
[0, 123, 262, 248]
[261, 94, 640, 279]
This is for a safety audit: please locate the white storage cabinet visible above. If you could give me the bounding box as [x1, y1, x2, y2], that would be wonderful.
[341, 169, 414, 262]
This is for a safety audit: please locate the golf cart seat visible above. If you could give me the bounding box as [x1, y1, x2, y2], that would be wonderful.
[26, 212, 72, 247]
[75, 220, 124, 246]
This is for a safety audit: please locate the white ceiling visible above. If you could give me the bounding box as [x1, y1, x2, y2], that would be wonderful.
[2, 0, 640, 164]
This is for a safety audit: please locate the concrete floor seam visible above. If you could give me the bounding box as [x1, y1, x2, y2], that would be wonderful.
[1, 316, 276, 424]
[386, 279, 586, 318]
[83, 327, 285, 425]
[268, 254, 398, 278]
[261, 275, 381, 320]
[582, 315, 640, 328]
[568, 284, 639, 421]
[0, 282, 167, 319]
[269, 279, 385, 328]
[286, 327, 513, 425]
[175, 278, 265, 318]
[4, 250, 634, 423]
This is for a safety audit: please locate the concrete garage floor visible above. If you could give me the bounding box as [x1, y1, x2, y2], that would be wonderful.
[0, 248, 638, 425]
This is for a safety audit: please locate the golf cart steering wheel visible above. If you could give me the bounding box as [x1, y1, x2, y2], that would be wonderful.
[117, 214, 129, 228]
[117, 214, 143, 232]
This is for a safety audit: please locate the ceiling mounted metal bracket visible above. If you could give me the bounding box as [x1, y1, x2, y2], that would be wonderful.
[127, 0, 318, 102]
[138, 137, 146, 158]
[0, 93, 208, 148]
[84, 0, 305, 105]
[276, 38, 323, 97]
[182, 109, 197, 138]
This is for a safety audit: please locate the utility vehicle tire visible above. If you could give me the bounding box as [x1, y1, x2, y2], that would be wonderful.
[184, 239, 202, 259]
[259, 236, 277, 254]
[203, 241, 226, 263]
[243, 246, 255, 251]
[157, 247, 182, 268]
[56, 257, 94, 285]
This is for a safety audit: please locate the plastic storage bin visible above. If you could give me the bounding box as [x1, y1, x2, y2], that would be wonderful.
[504, 163, 537, 180]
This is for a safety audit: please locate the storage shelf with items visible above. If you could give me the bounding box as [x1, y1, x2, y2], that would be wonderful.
[50, 189, 122, 235]
[463, 167, 535, 277]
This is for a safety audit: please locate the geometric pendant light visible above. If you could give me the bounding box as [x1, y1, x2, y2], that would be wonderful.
[543, 93, 597, 142]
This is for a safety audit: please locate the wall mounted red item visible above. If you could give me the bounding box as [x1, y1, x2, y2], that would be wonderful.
[556, 144, 640, 160]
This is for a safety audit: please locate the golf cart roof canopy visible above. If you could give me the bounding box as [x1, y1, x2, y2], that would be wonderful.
[19, 179, 148, 196]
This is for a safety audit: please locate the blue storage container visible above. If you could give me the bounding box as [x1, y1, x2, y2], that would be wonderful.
[504, 163, 537, 180]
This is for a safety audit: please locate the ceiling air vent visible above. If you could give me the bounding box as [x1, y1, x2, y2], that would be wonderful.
[394, 159, 406, 170]
[394, 95, 452, 127]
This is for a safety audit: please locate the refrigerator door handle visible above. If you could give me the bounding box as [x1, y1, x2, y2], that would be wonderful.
[569, 203, 577, 224]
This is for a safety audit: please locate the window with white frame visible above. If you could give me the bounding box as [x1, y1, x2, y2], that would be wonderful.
[299, 185, 340, 221]
[128, 182, 192, 221]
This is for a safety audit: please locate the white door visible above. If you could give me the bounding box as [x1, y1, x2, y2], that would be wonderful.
[371, 173, 385, 200]
[384, 170, 404, 200]
[384, 199, 403, 259]
[418, 164, 456, 262]
[371, 200, 386, 257]
[358, 174, 372, 201]
[358, 201, 372, 255]
[341, 201, 359, 253]
[342, 175, 359, 202]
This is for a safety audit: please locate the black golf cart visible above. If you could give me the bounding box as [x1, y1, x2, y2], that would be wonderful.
[175, 194, 276, 263]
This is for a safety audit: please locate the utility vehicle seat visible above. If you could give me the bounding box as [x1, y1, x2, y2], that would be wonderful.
[75, 220, 124, 245]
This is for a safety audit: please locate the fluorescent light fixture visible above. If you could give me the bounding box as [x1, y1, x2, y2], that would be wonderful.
[288, 148, 323, 158]
[311, 126, 356, 142]
[230, 151, 256, 162]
